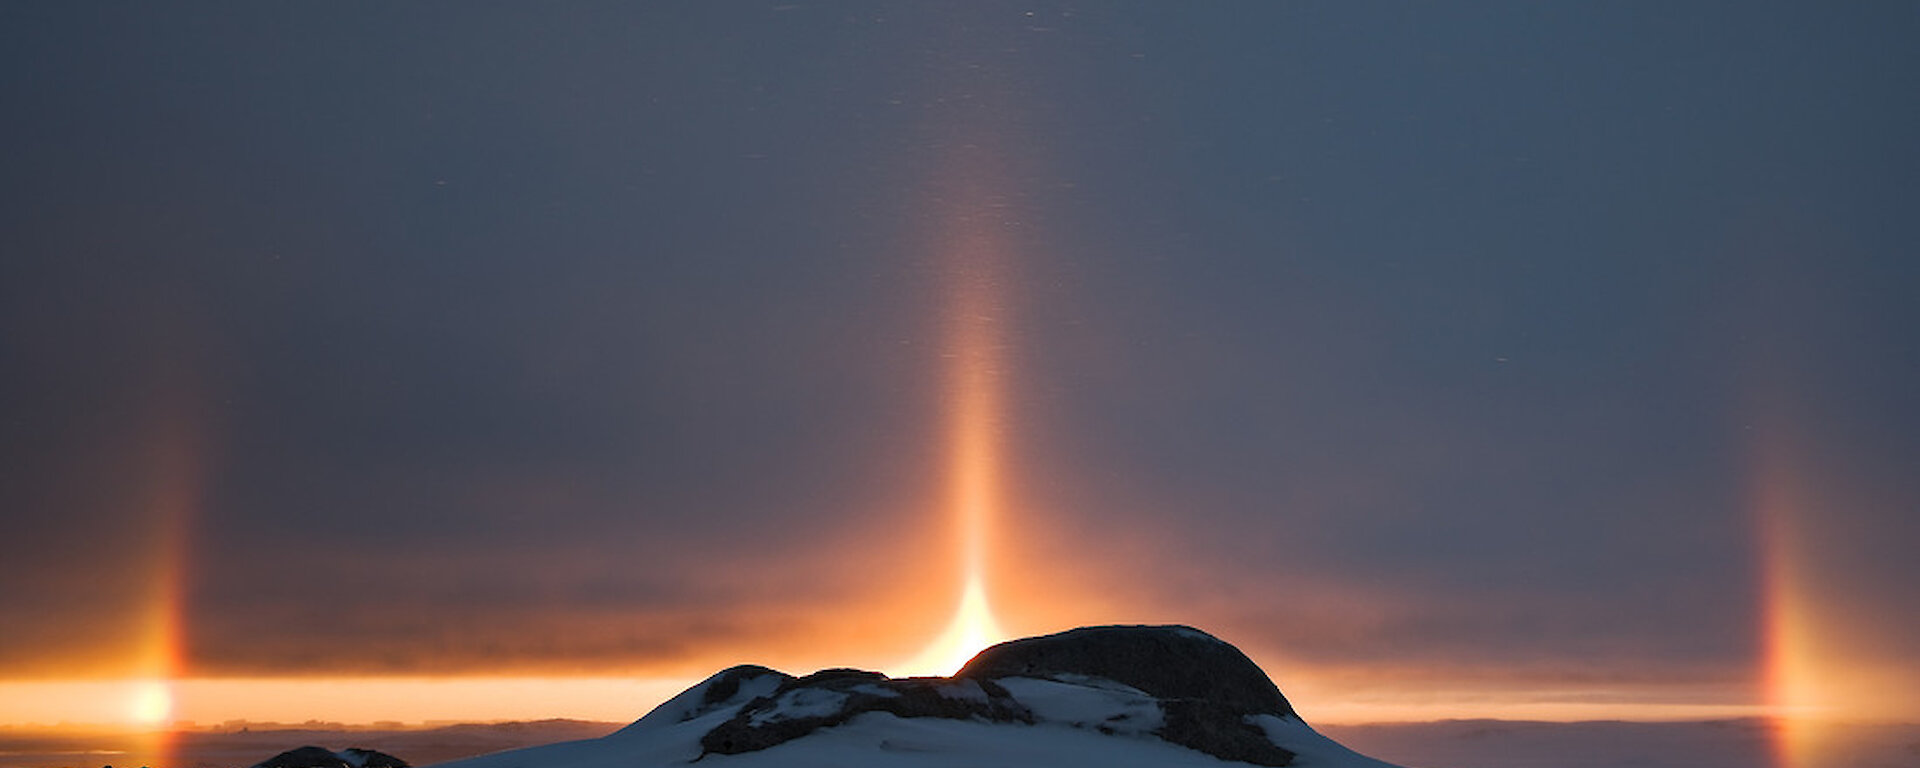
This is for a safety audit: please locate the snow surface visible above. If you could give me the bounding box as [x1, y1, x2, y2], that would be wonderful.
[614, 668, 785, 732]
[994, 676, 1164, 736]
[430, 672, 1407, 768]
[1249, 715, 1408, 768]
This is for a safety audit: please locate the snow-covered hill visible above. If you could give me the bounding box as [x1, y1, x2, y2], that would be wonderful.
[430, 626, 1406, 768]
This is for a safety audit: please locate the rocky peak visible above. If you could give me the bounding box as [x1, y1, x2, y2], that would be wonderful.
[957, 624, 1295, 717]
[684, 624, 1299, 766]
[699, 669, 1031, 755]
[957, 624, 1297, 766]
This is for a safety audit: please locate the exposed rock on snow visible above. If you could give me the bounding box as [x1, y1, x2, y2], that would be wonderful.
[339, 748, 411, 768]
[252, 746, 409, 768]
[429, 625, 1406, 768]
[700, 669, 1031, 755]
[960, 624, 1295, 717]
[958, 624, 1298, 766]
[616, 664, 792, 729]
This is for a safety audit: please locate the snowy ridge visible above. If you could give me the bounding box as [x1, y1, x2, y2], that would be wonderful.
[430, 626, 1407, 768]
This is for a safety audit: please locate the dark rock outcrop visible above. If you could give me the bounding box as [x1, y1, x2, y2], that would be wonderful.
[251, 746, 407, 768]
[338, 748, 408, 768]
[962, 624, 1298, 766]
[687, 625, 1299, 766]
[612, 664, 795, 736]
[252, 746, 349, 768]
[957, 624, 1295, 717]
[699, 669, 1031, 755]
[679, 665, 796, 723]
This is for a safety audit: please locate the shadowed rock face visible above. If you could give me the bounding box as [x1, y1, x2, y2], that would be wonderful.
[693, 625, 1298, 766]
[957, 625, 1297, 767]
[251, 746, 409, 768]
[338, 748, 409, 768]
[689, 665, 794, 720]
[957, 624, 1295, 718]
[252, 746, 349, 768]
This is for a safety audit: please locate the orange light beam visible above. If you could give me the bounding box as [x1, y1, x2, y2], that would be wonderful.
[1749, 419, 1829, 768]
[122, 394, 203, 767]
[893, 183, 1013, 677]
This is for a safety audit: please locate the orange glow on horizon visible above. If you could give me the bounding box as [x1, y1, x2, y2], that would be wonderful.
[0, 673, 1788, 731]
[0, 676, 698, 729]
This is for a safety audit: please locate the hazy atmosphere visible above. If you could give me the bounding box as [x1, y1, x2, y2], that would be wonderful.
[3, 0, 1917, 736]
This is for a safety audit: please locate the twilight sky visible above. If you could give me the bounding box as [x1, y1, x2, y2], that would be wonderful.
[3, 2, 1917, 725]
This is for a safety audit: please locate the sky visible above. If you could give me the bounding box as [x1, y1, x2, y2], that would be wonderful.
[2, 1, 1918, 731]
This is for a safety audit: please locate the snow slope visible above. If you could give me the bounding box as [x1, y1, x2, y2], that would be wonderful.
[430, 665, 1407, 768]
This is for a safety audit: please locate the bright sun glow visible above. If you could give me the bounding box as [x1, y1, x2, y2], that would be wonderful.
[128, 679, 173, 726]
[892, 576, 1006, 677]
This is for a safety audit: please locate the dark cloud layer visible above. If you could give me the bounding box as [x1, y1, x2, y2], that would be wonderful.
[3, 2, 1916, 711]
